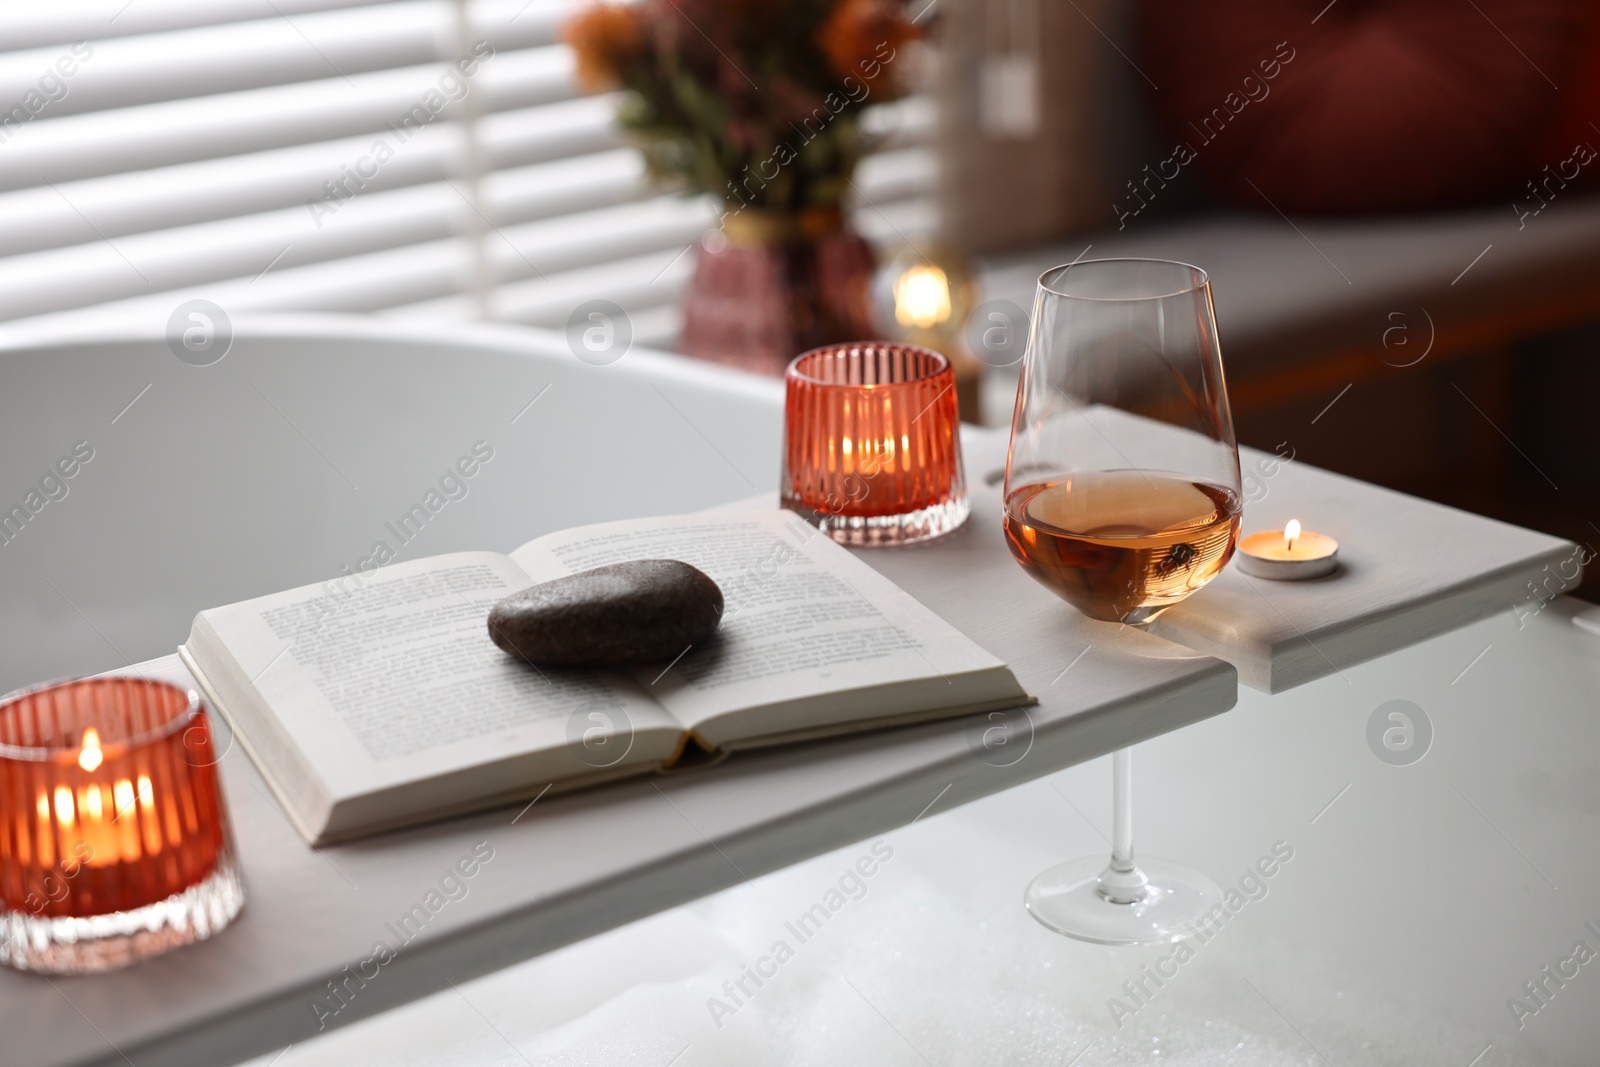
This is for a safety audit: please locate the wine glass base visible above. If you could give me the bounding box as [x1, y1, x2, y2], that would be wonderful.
[1024, 855, 1222, 945]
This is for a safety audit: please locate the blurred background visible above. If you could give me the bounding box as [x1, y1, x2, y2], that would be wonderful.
[2, 0, 1597, 596]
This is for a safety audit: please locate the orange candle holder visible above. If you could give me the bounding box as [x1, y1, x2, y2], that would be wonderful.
[781, 341, 969, 545]
[0, 676, 245, 974]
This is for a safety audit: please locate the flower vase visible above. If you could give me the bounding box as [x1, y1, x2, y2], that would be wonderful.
[678, 207, 877, 376]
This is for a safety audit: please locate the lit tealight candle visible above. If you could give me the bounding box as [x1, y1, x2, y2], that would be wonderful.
[1236, 518, 1340, 580]
[1, 676, 245, 974]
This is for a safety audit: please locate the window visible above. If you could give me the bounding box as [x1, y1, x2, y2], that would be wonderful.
[0, 0, 935, 348]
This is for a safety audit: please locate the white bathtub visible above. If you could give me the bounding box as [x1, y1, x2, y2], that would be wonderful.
[0, 314, 783, 692]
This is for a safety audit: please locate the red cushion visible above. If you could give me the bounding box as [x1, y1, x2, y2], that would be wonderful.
[1135, 0, 1592, 213]
[1538, 1, 1600, 163]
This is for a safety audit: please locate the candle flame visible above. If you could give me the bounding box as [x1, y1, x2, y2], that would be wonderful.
[78, 727, 103, 772]
[893, 265, 952, 329]
[1284, 519, 1301, 552]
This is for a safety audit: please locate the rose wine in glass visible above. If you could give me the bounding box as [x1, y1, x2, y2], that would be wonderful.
[1004, 471, 1239, 625]
[1004, 258, 1240, 944]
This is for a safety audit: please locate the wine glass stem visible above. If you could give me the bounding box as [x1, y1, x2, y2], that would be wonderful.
[1113, 746, 1133, 870]
[1098, 747, 1151, 904]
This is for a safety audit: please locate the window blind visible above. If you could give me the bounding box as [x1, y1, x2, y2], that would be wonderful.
[0, 0, 936, 349]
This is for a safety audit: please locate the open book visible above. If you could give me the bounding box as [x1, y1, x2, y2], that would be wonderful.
[180, 511, 1033, 845]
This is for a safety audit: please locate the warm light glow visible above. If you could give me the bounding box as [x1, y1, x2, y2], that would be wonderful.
[137, 775, 154, 808]
[78, 727, 103, 772]
[1284, 519, 1302, 552]
[114, 778, 136, 821]
[54, 786, 75, 826]
[893, 265, 952, 329]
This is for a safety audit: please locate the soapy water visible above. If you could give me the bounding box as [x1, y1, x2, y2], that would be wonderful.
[503, 871, 1548, 1067]
[247, 807, 1553, 1067]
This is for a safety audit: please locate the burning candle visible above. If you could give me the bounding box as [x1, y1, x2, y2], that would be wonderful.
[1236, 518, 1340, 580]
[0, 676, 245, 974]
[874, 243, 982, 422]
[893, 264, 955, 330]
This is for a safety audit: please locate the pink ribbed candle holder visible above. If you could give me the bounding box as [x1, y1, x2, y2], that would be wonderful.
[781, 341, 968, 545]
[0, 676, 244, 974]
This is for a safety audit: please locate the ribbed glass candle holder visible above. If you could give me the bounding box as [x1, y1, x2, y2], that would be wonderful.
[781, 341, 968, 545]
[0, 676, 244, 974]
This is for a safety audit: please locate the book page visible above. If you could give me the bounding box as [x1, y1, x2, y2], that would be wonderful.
[510, 512, 1010, 732]
[197, 552, 679, 797]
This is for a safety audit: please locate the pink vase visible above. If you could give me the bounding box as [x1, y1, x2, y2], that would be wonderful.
[678, 208, 877, 376]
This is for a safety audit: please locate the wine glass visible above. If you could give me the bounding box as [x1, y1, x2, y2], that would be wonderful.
[1003, 258, 1240, 944]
